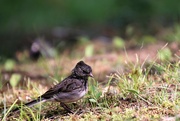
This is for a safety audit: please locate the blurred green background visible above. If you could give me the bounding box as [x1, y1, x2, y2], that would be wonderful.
[0, 0, 180, 58]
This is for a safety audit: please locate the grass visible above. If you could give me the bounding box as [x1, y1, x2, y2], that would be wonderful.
[0, 41, 180, 120]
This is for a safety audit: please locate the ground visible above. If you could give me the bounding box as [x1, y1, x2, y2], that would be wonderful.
[0, 39, 180, 121]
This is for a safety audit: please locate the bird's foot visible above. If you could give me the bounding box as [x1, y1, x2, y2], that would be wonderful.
[60, 102, 74, 113]
[74, 108, 83, 115]
[60, 103, 84, 114]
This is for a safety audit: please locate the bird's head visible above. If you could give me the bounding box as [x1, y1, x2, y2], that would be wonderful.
[72, 61, 93, 78]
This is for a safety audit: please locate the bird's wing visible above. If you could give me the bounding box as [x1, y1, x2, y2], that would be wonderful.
[41, 78, 83, 99]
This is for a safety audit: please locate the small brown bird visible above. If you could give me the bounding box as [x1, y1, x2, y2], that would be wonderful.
[12, 61, 93, 113]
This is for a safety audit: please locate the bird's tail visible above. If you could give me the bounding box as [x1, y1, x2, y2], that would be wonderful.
[11, 97, 46, 113]
[24, 97, 46, 107]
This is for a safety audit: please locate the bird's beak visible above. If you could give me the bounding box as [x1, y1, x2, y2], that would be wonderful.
[89, 72, 94, 78]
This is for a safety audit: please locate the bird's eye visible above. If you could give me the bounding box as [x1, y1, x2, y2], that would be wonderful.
[83, 70, 89, 74]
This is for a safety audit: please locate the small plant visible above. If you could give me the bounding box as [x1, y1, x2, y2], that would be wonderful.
[113, 65, 146, 99]
[87, 78, 102, 106]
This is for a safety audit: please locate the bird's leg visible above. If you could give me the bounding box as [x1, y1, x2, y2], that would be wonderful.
[60, 102, 73, 113]
[72, 102, 79, 107]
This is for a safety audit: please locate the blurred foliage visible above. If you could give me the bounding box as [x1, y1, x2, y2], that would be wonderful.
[112, 36, 125, 49]
[158, 48, 172, 61]
[4, 59, 15, 71]
[166, 24, 180, 42]
[9, 74, 21, 87]
[78, 36, 90, 44]
[0, 75, 2, 89]
[1, 0, 179, 32]
[0, 0, 180, 58]
[0, 0, 115, 32]
[85, 44, 94, 57]
[139, 35, 157, 45]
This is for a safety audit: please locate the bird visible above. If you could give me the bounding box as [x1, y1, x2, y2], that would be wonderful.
[11, 61, 93, 113]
